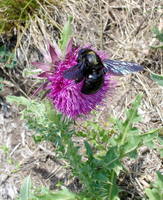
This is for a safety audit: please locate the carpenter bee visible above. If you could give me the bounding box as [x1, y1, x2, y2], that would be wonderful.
[63, 48, 143, 95]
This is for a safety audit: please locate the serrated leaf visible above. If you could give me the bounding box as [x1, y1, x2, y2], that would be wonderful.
[150, 72, 163, 86]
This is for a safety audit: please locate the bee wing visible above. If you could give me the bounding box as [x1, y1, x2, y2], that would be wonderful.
[103, 59, 144, 76]
[63, 63, 84, 80]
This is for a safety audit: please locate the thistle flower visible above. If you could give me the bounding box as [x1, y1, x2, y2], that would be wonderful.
[32, 40, 113, 118]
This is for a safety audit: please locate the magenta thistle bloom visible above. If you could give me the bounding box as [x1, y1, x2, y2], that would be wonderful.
[32, 40, 114, 118]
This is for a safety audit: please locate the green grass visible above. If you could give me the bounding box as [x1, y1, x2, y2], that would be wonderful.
[0, 0, 44, 34]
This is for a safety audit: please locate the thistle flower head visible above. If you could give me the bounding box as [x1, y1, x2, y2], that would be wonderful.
[32, 40, 113, 118]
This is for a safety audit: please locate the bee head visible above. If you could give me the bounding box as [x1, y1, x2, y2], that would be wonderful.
[77, 49, 99, 66]
[86, 51, 98, 65]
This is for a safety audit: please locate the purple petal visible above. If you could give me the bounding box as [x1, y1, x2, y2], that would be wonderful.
[38, 72, 51, 78]
[52, 41, 62, 58]
[32, 62, 51, 71]
[49, 44, 60, 63]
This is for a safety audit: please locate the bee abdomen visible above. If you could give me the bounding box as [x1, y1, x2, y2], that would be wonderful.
[81, 76, 104, 95]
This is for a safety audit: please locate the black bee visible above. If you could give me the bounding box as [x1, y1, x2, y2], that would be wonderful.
[63, 48, 143, 95]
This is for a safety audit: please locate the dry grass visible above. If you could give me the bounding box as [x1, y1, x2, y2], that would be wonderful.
[0, 0, 163, 199]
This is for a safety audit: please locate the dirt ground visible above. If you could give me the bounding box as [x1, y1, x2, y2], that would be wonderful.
[0, 0, 163, 199]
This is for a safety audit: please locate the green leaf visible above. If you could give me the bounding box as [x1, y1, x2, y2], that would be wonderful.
[84, 141, 94, 160]
[0, 46, 6, 57]
[150, 45, 163, 49]
[152, 27, 163, 42]
[18, 176, 32, 200]
[45, 101, 57, 122]
[0, 78, 4, 91]
[18, 178, 78, 200]
[141, 131, 158, 148]
[152, 27, 160, 35]
[0, 46, 17, 68]
[7, 95, 30, 105]
[159, 149, 163, 158]
[150, 72, 163, 86]
[117, 94, 143, 147]
[145, 171, 163, 200]
[22, 68, 42, 77]
[59, 16, 73, 53]
[5, 63, 15, 69]
[156, 171, 163, 189]
[145, 188, 160, 200]
[120, 135, 141, 157]
[108, 171, 120, 200]
[156, 33, 163, 42]
[103, 147, 121, 170]
[35, 188, 77, 200]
